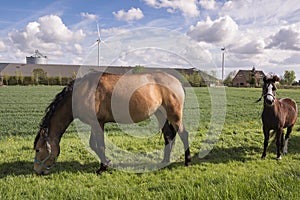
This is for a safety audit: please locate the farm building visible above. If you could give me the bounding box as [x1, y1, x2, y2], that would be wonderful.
[232, 67, 265, 87]
[0, 62, 217, 86]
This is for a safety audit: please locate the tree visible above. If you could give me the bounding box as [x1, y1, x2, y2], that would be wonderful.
[15, 70, 21, 85]
[132, 65, 145, 74]
[19, 71, 24, 85]
[223, 70, 236, 86]
[283, 70, 296, 85]
[4, 72, 10, 85]
[32, 68, 47, 85]
[58, 73, 62, 85]
[189, 72, 202, 87]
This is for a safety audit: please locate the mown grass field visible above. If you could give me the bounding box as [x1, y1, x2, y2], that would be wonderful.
[0, 85, 299, 199]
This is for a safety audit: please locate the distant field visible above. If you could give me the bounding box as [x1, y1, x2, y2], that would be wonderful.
[0, 86, 299, 199]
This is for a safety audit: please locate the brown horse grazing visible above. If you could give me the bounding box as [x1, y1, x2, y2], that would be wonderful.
[34, 72, 191, 175]
[259, 75, 298, 160]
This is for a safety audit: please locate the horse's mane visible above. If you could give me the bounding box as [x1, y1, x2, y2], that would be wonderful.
[34, 79, 76, 148]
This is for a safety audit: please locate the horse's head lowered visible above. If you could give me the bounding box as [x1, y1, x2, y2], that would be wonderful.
[33, 128, 58, 175]
[262, 75, 280, 106]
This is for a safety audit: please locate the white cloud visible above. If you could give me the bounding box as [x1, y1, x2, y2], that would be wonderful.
[113, 7, 144, 21]
[221, 0, 300, 25]
[80, 12, 98, 21]
[143, 0, 200, 17]
[0, 40, 6, 51]
[230, 39, 265, 55]
[7, 15, 86, 63]
[8, 15, 86, 46]
[199, 0, 216, 10]
[282, 53, 300, 64]
[266, 25, 300, 51]
[37, 15, 85, 43]
[187, 15, 238, 44]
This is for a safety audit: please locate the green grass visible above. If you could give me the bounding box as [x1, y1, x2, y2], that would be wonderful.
[0, 86, 300, 199]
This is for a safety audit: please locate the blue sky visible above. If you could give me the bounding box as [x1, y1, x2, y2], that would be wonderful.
[1, 0, 300, 79]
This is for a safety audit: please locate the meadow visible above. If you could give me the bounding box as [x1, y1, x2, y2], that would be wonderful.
[0, 85, 299, 199]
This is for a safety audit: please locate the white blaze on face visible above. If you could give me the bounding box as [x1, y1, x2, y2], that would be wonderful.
[266, 83, 275, 103]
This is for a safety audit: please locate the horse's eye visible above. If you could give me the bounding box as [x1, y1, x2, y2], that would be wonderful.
[272, 87, 276, 91]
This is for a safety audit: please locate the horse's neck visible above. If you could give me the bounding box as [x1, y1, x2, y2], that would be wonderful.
[264, 100, 280, 114]
[48, 95, 73, 143]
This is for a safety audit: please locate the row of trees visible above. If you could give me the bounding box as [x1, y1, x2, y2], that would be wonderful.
[1, 68, 75, 86]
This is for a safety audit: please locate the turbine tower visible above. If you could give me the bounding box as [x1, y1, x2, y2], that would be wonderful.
[221, 47, 225, 80]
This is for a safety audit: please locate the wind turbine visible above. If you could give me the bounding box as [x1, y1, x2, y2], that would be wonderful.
[90, 23, 102, 66]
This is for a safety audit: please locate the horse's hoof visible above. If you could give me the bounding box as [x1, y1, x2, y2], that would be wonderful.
[96, 162, 110, 175]
[96, 168, 106, 175]
[283, 149, 288, 155]
[161, 158, 170, 165]
[276, 156, 282, 161]
[185, 158, 192, 166]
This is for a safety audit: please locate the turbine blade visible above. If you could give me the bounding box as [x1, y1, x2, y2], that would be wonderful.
[89, 41, 98, 48]
[97, 23, 101, 39]
[101, 40, 110, 49]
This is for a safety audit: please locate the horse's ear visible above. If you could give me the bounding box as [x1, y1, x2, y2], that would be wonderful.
[273, 75, 280, 82]
[263, 76, 267, 82]
[40, 128, 48, 138]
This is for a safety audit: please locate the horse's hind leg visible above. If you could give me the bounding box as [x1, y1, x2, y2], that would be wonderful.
[170, 121, 191, 166]
[161, 121, 177, 164]
[283, 126, 293, 154]
[177, 124, 191, 166]
[90, 123, 111, 175]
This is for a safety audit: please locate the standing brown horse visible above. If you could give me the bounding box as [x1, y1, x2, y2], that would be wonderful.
[34, 72, 191, 175]
[259, 75, 298, 160]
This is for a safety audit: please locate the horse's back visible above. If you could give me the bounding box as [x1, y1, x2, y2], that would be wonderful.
[279, 98, 298, 113]
[279, 98, 298, 125]
[75, 72, 185, 124]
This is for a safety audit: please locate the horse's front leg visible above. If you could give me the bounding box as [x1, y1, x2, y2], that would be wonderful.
[90, 123, 111, 175]
[261, 126, 270, 159]
[276, 128, 283, 160]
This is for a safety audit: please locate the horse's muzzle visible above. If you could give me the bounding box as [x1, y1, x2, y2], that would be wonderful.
[34, 164, 51, 175]
[265, 94, 275, 106]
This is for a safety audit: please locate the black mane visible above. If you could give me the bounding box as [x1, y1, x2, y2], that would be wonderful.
[34, 80, 75, 148]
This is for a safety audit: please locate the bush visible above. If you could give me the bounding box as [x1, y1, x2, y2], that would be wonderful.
[1, 76, 74, 86]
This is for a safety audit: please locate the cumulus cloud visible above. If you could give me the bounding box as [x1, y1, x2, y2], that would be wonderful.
[39, 15, 86, 43]
[187, 15, 238, 44]
[230, 39, 265, 55]
[143, 0, 200, 17]
[221, 0, 300, 25]
[199, 0, 216, 10]
[266, 25, 300, 51]
[7, 15, 86, 63]
[9, 15, 85, 48]
[0, 40, 6, 51]
[282, 53, 300, 64]
[113, 7, 144, 21]
[80, 12, 98, 21]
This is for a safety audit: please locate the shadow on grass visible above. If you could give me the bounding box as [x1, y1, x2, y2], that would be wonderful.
[1, 136, 299, 178]
[192, 145, 262, 165]
[286, 135, 300, 155]
[189, 134, 300, 165]
[0, 161, 100, 178]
